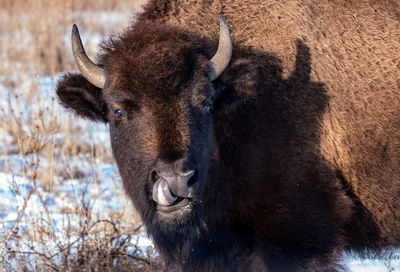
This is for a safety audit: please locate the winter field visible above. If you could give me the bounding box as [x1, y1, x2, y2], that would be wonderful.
[0, 0, 399, 271]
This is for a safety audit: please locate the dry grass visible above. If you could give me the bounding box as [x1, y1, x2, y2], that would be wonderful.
[0, 0, 164, 271]
[0, 0, 147, 75]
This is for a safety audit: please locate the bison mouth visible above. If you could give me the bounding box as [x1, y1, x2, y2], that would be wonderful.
[152, 173, 194, 213]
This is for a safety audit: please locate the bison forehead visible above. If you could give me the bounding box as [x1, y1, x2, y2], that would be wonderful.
[130, 100, 192, 163]
[100, 22, 212, 99]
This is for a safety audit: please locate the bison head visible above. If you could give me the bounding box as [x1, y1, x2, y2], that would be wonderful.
[56, 16, 232, 244]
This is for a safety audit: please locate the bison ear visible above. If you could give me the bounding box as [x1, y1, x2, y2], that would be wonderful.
[56, 73, 108, 123]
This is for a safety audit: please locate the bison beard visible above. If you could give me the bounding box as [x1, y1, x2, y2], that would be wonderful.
[55, 1, 400, 271]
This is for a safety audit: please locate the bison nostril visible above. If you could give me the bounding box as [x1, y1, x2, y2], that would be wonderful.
[180, 170, 194, 179]
[151, 171, 159, 183]
[187, 170, 198, 187]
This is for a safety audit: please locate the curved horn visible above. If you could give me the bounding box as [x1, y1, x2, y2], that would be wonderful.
[208, 15, 232, 81]
[71, 24, 105, 88]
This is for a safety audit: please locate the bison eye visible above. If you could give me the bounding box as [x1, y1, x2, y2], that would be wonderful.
[203, 100, 213, 113]
[204, 104, 212, 113]
[114, 109, 126, 119]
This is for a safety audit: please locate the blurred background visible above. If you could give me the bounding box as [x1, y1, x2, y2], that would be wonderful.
[0, 0, 165, 271]
[0, 0, 398, 271]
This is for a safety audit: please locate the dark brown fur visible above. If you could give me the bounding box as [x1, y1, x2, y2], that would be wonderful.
[56, 1, 400, 271]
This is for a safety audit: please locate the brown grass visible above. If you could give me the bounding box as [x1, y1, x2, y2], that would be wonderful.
[0, 0, 147, 75]
[0, 0, 164, 271]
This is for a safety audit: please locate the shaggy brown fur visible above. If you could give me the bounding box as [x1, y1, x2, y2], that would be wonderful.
[56, 0, 400, 271]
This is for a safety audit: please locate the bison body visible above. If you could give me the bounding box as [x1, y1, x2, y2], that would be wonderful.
[56, 1, 400, 271]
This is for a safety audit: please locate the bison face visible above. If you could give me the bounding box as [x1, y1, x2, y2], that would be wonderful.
[105, 72, 216, 223]
[56, 16, 232, 229]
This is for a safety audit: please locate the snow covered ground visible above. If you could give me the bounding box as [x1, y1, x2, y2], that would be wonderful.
[0, 72, 158, 270]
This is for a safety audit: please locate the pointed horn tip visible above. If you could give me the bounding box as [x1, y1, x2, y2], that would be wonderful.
[71, 24, 81, 44]
[218, 15, 230, 31]
[71, 24, 84, 55]
[218, 14, 227, 25]
[72, 24, 79, 35]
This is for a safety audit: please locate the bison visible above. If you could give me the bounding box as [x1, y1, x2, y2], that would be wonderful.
[56, 0, 400, 271]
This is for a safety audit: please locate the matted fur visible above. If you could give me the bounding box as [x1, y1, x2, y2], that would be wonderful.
[56, 1, 400, 271]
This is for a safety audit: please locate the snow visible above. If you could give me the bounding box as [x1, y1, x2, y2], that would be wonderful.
[346, 254, 400, 272]
[0, 70, 155, 270]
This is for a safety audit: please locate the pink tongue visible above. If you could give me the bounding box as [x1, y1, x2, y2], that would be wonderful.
[152, 177, 178, 206]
